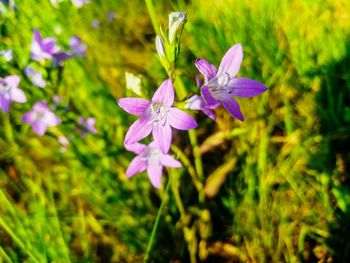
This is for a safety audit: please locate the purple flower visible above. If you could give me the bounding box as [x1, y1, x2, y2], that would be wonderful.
[196, 44, 267, 121]
[125, 142, 181, 188]
[24, 66, 46, 88]
[107, 11, 116, 21]
[78, 117, 96, 136]
[91, 20, 100, 29]
[71, 0, 89, 8]
[69, 36, 87, 57]
[22, 101, 61, 136]
[30, 29, 59, 62]
[0, 75, 26, 112]
[118, 79, 198, 153]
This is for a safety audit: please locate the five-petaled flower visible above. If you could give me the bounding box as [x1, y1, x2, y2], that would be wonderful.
[196, 44, 267, 121]
[22, 101, 61, 136]
[125, 142, 181, 188]
[0, 75, 26, 112]
[31, 29, 60, 62]
[118, 79, 198, 153]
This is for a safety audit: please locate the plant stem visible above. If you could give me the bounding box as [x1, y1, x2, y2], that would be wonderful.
[145, 0, 161, 35]
[188, 129, 203, 181]
[144, 179, 171, 263]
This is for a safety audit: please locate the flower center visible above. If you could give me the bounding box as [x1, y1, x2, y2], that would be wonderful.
[207, 72, 233, 100]
[148, 103, 169, 126]
[34, 111, 45, 120]
[141, 145, 161, 164]
[0, 81, 10, 94]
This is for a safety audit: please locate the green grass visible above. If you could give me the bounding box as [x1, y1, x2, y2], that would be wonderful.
[1, 0, 350, 262]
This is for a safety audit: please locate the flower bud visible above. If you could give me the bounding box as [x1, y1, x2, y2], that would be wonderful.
[168, 11, 186, 44]
[155, 35, 166, 58]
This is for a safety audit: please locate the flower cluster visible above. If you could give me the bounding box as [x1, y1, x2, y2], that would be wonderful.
[119, 12, 267, 188]
[31, 29, 87, 65]
[118, 79, 197, 187]
[1, 29, 94, 142]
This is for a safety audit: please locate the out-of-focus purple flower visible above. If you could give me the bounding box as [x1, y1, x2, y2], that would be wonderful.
[71, 0, 89, 8]
[53, 95, 64, 106]
[0, 0, 15, 10]
[107, 11, 116, 21]
[118, 79, 198, 154]
[196, 44, 267, 121]
[125, 141, 181, 188]
[52, 52, 71, 66]
[78, 117, 96, 136]
[91, 20, 100, 29]
[0, 75, 26, 112]
[0, 49, 13, 61]
[24, 66, 46, 88]
[58, 135, 69, 152]
[31, 29, 60, 62]
[22, 101, 61, 136]
[69, 36, 87, 57]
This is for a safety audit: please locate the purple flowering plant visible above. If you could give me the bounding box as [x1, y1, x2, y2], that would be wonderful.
[115, 11, 268, 261]
[22, 101, 61, 136]
[0, 75, 26, 112]
[119, 12, 267, 190]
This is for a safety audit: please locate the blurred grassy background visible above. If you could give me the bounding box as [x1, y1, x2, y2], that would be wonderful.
[1, 0, 350, 262]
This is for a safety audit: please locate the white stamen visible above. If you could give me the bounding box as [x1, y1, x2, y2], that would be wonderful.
[148, 103, 169, 126]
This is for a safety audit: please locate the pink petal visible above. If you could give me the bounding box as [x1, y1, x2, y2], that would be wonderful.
[147, 162, 163, 188]
[168, 108, 197, 130]
[202, 108, 216, 121]
[151, 79, 174, 107]
[217, 44, 243, 78]
[229, 78, 267, 98]
[33, 29, 42, 44]
[222, 98, 244, 121]
[126, 156, 147, 178]
[152, 123, 172, 154]
[185, 95, 203, 110]
[196, 76, 202, 88]
[34, 101, 49, 111]
[124, 142, 146, 154]
[44, 112, 61, 126]
[22, 111, 35, 123]
[10, 88, 26, 103]
[195, 58, 217, 83]
[161, 154, 181, 168]
[124, 115, 153, 145]
[32, 122, 47, 136]
[5, 75, 20, 88]
[0, 96, 10, 112]
[118, 98, 150, 116]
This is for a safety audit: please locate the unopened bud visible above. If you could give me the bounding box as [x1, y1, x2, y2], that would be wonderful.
[155, 35, 166, 58]
[168, 11, 186, 44]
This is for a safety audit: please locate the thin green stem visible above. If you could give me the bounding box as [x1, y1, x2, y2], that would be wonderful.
[145, 0, 161, 35]
[170, 170, 186, 220]
[144, 180, 171, 263]
[3, 114, 14, 144]
[188, 129, 204, 181]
